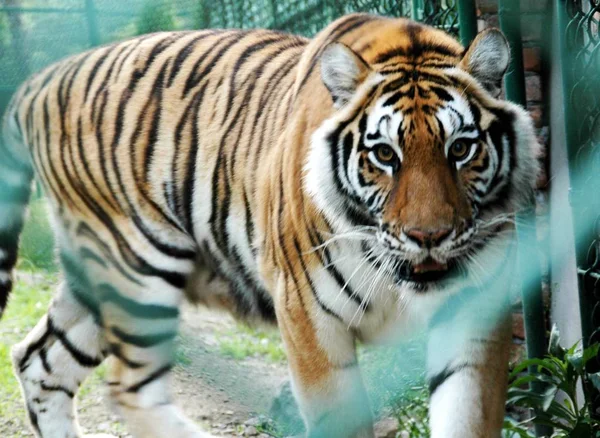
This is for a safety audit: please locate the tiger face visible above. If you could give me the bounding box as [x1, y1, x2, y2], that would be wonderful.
[306, 24, 540, 290]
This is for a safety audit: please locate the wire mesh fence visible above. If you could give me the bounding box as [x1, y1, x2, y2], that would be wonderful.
[0, 0, 461, 96]
[556, 0, 600, 416]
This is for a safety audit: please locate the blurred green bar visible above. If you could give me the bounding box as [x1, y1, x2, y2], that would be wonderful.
[0, 6, 85, 14]
[411, 0, 422, 21]
[457, 0, 477, 45]
[554, 0, 596, 348]
[85, 0, 100, 46]
[499, 0, 552, 436]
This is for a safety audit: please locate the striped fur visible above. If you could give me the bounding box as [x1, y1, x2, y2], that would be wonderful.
[1, 14, 539, 438]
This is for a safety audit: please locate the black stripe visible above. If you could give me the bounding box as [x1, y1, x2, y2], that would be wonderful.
[223, 35, 284, 121]
[183, 32, 244, 98]
[292, 238, 343, 321]
[249, 51, 301, 173]
[19, 328, 51, 372]
[27, 405, 41, 435]
[75, 224, 143, 286]
[108, 342, 146, 369]
[48, 317, 103, 367]
[39, 347, 52, 374]
[84, 49, 111, 100]
[108, 53, 194, 250]
[429, 85, 454, 102]
[110, 326, 177, 348]
[180, 82, 207, 236]
[167, 31, 220, 87]
[125, 364, 172, 393]
[40, 382, 75, 398]
[60, 250, 103, 323]
[325, 263, 364, 308]
[97, 283, 179, 319]
[429, 364, 474, 394]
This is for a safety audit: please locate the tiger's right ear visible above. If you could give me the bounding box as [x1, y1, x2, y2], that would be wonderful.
[459, 29, 510, 98]
[320, 42, 372, 108]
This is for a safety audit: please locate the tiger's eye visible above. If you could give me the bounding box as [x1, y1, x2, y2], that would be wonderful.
[375, 145, 395, 163]
[449, 140, 471, 161]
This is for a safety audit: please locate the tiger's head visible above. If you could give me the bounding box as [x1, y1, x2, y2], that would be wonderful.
[305, 19, 540, 290]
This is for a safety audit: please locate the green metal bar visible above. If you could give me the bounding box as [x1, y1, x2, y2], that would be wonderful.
[269, 0, 279, 28]
[411, 0, 423, 21]
[554, 0, 596, 348]
[457, 0, 478, 45]
[499, 1, 551, 436]
[0, 6, 135, 18]
[85, 0, 100, 47]
[0, 6, 85, 14]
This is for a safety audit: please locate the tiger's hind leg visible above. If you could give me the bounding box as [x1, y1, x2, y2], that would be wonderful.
[11, 280, 107, 438]
[73, 228, 214, 438]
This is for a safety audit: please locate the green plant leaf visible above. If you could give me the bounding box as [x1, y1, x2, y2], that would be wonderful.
[509, 358, 564, 380]
[541, 385, 560, 412]
[549, 324, 565, 359]
[510, 373, 561, 389]
[589, 372, 600, 391]
[582, 343, 600, 365]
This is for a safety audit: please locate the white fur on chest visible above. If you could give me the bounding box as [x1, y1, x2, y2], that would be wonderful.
[310, 241, 449, 344]
[311, 233, 514, 347]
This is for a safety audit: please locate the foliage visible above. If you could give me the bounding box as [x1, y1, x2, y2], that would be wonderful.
[504, 325, 600, 438]
[0, 271, 56, 429]
[217, 323, 286, 363]
[391, 384, 430, 437]
[136, 0, 176, 34]
[17, 198, 57, 272]
[360, 341, 429, 437]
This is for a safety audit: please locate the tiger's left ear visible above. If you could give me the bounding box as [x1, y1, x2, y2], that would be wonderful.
[459, 29, 510, 98]
[321, 42, 372, 108]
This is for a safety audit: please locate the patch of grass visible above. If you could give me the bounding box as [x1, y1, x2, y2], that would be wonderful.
[359, 341, 430, 436]
[0, 272, 109, 434]
[390, 384, 430, 437]
[217, 324, 286, 363]
[0, 272, 56, 427]
[17, 199, 57, 272]
[174, 336, 193, 367]
[78, 364, 107, 399]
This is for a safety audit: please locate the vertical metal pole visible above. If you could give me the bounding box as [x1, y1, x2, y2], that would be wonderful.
[85, 0, 100, 47]
[457, 0, 478, 45]
[5, 0, 30, 77]
[411, 0, 423, 21]
[499, 1, 551, 436]
[554, 0, 596, 348]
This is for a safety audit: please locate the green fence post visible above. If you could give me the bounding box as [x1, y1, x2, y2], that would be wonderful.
[554, 0, 600, 421]
[411, 0, 423, 21]
[85, 0, 100, 46]
[457, 0, 478, 45]
[499, 0, 552, 436]
[555, 0, 597, 349]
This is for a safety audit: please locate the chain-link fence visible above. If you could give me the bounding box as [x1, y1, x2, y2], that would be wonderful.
[0, 0, 463, 99]
[556, 0, 600, 416]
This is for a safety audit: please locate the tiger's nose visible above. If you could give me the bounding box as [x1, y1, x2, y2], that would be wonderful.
[404, 227, 453, 248]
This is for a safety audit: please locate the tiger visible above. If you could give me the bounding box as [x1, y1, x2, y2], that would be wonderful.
[0, 12, 540, 438]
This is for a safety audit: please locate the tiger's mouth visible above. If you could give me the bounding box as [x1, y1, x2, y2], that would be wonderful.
[395, 257, 462, 285]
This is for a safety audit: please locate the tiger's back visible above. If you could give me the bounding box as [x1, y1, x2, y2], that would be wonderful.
[6, 29, 308, 320]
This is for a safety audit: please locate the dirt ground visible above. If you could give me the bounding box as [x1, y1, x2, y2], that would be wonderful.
[3, 287, 401, 438]
[78, 306, 291, 438]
